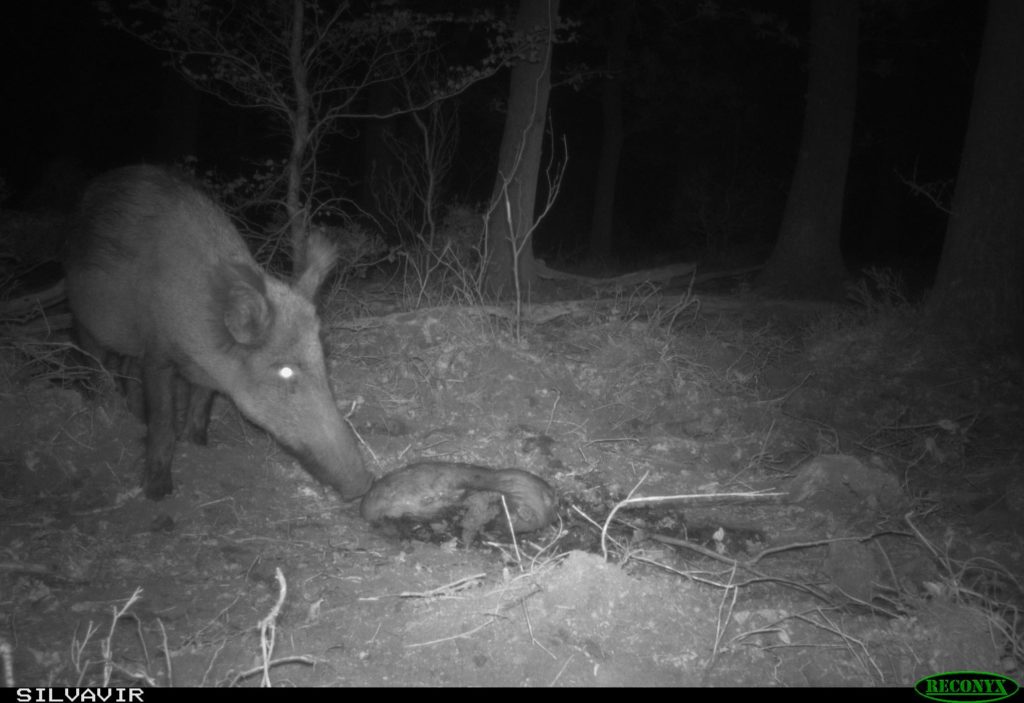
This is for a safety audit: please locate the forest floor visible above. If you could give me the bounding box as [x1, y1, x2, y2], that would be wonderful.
[2, 273, 1022, 688]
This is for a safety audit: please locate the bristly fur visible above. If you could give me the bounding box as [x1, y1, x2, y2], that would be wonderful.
[64, 165, 372, 501]
[209, 262, 273, 350]
[294, 229, 339, 302]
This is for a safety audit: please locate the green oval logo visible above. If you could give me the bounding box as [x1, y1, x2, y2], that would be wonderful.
[915, 671, 1019, 703]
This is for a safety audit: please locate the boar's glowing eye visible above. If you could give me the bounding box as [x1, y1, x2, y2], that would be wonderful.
[277, 365, 295, 381]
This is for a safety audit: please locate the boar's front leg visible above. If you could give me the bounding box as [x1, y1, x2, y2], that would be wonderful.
[182, 385, 215, 446]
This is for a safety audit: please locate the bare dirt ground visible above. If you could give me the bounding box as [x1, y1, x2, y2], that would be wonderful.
[1, 280, 1022, 687]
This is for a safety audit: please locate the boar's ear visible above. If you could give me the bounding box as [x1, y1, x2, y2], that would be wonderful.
[295, 230, 338, 301]
[220, 265, 272, 347]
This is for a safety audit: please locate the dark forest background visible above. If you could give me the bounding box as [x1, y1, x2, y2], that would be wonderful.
[2, 0, 1020, 345]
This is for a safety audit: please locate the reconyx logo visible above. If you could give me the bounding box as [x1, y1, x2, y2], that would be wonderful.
[915, 671, 1019, 703]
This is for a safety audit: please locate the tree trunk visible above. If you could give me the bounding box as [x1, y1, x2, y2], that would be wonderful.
[360, 80, 400, 239]
[926, 0, 1024, 348]
[482, 0, 559, 298]
[286, 0, 311, 273]
[588, 0, 629, 262]
[757, 0, 858, 299]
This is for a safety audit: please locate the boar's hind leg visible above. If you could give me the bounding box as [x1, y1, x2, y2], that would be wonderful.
[72, 325, 145, 419]
[142, 359, 178, 500]
[181, 385, 215, 446]
[72, 322, 105, 371]
[73, 324, 118, 397]
[116, 356, 145, 420]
